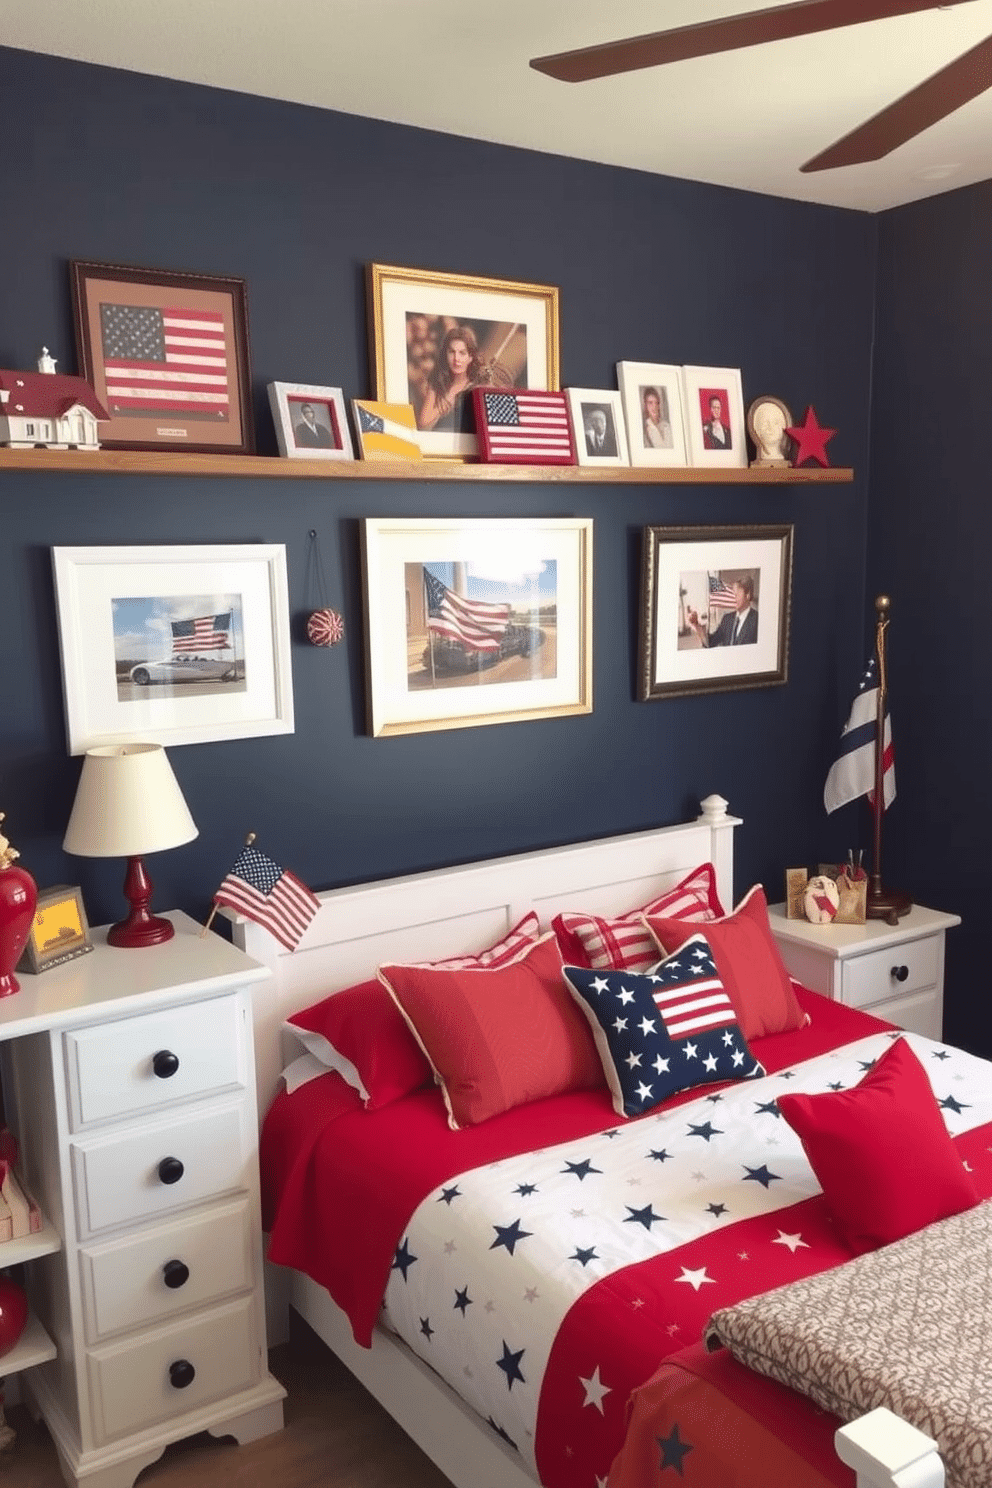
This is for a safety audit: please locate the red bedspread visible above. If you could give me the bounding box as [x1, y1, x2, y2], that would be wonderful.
[259, 992, 992, 1488]
[260, 989, 884, 1348]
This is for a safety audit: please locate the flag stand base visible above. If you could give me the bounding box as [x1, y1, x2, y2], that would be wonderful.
[866, 881, 913, 927]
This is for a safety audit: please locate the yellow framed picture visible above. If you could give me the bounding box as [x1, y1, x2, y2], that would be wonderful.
[20, 885, 93, 974]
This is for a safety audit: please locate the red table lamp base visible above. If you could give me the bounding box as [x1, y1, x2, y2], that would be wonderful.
[106, 855, 175, 948]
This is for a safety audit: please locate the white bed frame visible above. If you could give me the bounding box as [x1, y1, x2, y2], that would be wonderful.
[227, 796, 945, 1488]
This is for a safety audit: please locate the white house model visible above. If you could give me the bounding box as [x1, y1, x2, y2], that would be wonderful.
[0, 348, 109, 450]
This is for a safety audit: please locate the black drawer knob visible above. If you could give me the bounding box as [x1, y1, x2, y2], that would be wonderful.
[157, 1156, 185, 1185]
[162, 1259, 190, 1289]
[169, 1359, 196, 1390]
[152, 1050, 180, 1079]
[891, 964, 910, 983]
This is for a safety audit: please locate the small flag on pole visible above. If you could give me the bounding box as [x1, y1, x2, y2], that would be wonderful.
[473, 387, 576, 464]
[212, 843, 319, 951]
[171, 612, 231, 653]
[824, 656, 895, 815]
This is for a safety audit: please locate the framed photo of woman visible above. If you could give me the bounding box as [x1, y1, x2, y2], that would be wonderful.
[367, 263, 560, 461]
[616, 362, 688, 468]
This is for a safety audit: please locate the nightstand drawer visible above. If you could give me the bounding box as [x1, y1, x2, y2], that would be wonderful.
[64, 994, 247, 1131]
[87, 1295, 258, 1443]
[71, 1101, 251, 1237]
[79, 1197, 254, 1342]
[842, 936, 941, 1011]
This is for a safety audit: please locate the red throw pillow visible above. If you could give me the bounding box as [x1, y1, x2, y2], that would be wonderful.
[285, 913, 543, 1109]
[287, 978, 432, 1110]
[552, 863, 723, 973]
[778, 1037, 979, 1253]
[378, 932, 604, 1129]
[645, 884, 805, 1040]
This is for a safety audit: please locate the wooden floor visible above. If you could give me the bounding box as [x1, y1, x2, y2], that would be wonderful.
[3, 1313, 453, 1488]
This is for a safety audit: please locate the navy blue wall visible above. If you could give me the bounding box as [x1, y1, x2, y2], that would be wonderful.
[869, 179, 992, 1057]
[2, 48, 877, 951]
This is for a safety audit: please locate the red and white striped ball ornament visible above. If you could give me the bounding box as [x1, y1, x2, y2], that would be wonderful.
[306, 608, 345, 647]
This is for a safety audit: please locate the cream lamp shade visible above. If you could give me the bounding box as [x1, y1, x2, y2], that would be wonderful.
[63, 743, 198, 947]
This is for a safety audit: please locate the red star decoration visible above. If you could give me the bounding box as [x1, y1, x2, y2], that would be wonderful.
[785, 405, 837, 467]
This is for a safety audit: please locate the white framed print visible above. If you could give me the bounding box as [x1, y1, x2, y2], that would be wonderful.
[616, 362, 688, 468]
[681, 365, 747, 468]
[267, 382, 354, 460]
[565, 388, 629, 467]
[52, 544, 294, 753]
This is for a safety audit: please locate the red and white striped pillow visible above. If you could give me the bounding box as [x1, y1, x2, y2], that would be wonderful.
[424, 911, 541, 969]
[551, 864, 722, 973]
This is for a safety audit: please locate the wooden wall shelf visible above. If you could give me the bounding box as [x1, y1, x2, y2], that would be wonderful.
[0, 448, 854, 484]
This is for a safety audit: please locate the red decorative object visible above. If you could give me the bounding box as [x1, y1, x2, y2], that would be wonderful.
[0, 1277, 28, 1358]
[306, 608, 345, 647]
[0, 816, 37, 997]
[472, 387, 576, 464]
[785, 405, 837, 467]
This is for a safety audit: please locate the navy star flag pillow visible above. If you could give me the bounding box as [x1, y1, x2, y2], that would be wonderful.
[562, 934, 765, 1117]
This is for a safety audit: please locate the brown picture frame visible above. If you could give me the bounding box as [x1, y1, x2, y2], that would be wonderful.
[639, 524, 793, 700]
[70, 258, 253, 453]
[19, 885, 93, 974]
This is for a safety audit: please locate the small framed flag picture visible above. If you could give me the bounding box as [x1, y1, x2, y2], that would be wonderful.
[472, 387, 576, 465]
[352, 400, 422, 461]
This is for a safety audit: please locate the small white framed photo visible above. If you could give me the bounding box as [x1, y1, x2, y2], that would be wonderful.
[565, 388, 629, 467]
[616, 362, 688, 468]
[681, 366, 747, 468]
[267, 382, 354, 460]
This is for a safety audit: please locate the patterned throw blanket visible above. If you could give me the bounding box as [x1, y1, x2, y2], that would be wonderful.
[706, 1198, 992, 1488]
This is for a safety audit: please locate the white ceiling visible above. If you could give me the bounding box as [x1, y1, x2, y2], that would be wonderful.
[7, 0, 992, 212]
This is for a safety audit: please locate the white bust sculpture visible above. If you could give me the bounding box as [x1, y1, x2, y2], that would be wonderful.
[750, 398, 790, 466]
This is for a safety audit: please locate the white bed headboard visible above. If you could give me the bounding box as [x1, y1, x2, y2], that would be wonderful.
[225, 794, 741, 1120]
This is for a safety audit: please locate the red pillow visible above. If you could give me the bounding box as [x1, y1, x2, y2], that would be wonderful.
[378, 932, 604, 1129]
[552, 863, 723, 973]
[778, 1037, 979, 1253]
[645, 884, 805, 1040]
[287, 978, 432, 1110]
[285, 913, 543, 1109]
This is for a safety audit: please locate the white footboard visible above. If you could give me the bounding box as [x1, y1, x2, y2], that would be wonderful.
[836, 1408, 945, 1488]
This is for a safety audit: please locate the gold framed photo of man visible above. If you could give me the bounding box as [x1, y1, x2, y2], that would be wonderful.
[616, 361, 688, 468]
[366, 264, 560, 461]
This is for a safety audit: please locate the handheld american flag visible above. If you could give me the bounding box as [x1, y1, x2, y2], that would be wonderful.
[823, 656, 895, 815]
[424, 569, 510, 653]
[212, 844, 319, 952]
[473, 387, 576, 465]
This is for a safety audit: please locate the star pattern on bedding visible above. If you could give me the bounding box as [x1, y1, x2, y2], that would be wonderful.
[379, 1031, 992, 1487]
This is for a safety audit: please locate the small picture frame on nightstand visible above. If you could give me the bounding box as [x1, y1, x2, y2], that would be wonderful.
[785, 867, 809, 920]
[19, 886, 93, 974]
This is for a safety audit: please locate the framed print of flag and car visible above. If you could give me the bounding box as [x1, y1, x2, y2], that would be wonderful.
[70, 259, 253, 454]
[51, 544, 294, 753]
[360, 517, 592, 736]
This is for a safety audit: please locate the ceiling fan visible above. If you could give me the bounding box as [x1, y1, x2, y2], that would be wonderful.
[530, 1, 992, 172]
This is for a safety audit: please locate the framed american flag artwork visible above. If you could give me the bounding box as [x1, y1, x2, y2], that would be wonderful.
[51, 544, 293, 752]
[70, 259, 253, 453]
[360, 517, 592, 736]
[639, 524, 793, 701]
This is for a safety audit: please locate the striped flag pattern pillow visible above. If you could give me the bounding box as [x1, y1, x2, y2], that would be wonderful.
[426, 912, 542, 969]
[552, 864, 722, 973]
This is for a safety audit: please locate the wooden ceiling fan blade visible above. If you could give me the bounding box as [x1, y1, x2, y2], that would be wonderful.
[801, 32, 992, 171]
[531, 1, 958, 84]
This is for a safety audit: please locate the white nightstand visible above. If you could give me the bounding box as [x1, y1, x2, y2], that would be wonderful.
[768, 902, 960, 1039]
[0, 911, 285, 1488]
